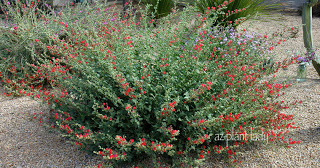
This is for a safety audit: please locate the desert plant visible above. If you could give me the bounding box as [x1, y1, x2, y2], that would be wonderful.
[196, 0, 280, 28]
[142, 0, 174, 19]
[0, 0, 301, 167]
[0, 0, 60, 93]
[301, 0, 320, 76]
[0, 0, 102, 93]
[298, 1, 320, 17]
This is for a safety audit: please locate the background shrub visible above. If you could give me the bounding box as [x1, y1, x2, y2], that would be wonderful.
[142, 0, 174, 19]
[0, 0, 300, 167]
[0, 0, 58, 94]
[196, 0, 281, 28]
[0, 0, 108, 93]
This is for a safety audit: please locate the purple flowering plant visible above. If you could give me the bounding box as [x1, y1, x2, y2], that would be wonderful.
[296, 50, 316, 64]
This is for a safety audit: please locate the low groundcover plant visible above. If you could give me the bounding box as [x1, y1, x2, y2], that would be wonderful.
[0, 0, 301, 167]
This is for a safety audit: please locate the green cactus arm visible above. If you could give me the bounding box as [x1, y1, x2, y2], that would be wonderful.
[302, 3, 313, 50]
[302, 0, 320, 76]
[309, 0, 319, 7]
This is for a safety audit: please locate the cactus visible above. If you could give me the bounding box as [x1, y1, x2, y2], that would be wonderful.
[302, 0, 320, 76]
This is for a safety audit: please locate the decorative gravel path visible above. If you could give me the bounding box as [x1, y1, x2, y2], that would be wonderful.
[0, 12, 320, 168]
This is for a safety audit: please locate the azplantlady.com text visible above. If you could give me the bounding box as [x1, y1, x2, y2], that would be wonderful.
[214, 128, 268, 146]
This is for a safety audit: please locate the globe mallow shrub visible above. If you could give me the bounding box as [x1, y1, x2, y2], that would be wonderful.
[0, 1, 301, 167]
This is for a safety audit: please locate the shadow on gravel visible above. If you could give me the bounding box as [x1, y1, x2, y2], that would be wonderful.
[294, 127, 320, 144]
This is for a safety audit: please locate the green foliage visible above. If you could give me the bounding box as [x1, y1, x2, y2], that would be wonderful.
[0, 0, 300, 167]
[0, 0, 58, 92]
[0, 0, 97, 92]
[196, 0, 279, 27]
[142, 0, 174, 19]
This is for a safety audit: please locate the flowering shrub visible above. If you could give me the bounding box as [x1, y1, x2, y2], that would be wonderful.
[0, 0, 80, 95]
[0, 0, 301, 167]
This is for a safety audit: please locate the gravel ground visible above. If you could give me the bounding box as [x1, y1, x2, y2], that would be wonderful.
[1, 12, 320, 168]
[0, 92, 103, 167]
